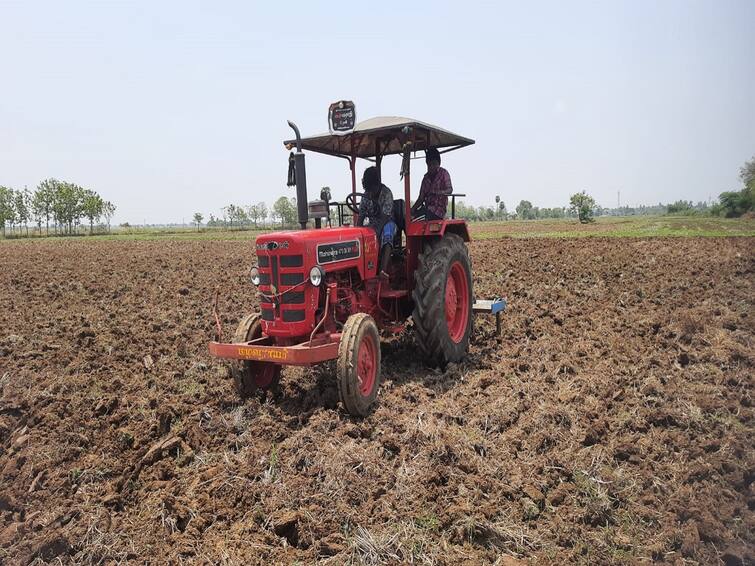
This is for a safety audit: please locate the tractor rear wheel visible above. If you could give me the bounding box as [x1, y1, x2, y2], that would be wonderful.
[412, 233, 473, 368]
[232, 313, 281, 397]
[337, 313, 381, 417]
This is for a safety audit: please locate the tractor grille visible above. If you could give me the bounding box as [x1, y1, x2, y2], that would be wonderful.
[258, 253, 305, 324]
[280, 273, 304, 285]
[280, 255, 303, 267]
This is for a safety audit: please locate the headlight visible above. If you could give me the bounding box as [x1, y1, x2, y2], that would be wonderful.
[249, 266, 260, 286]
[309, 266, 324, 286]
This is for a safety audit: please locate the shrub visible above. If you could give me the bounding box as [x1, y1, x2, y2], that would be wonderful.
[569, 191, 596, 223]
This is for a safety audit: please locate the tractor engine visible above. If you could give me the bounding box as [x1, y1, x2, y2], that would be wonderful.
[253, 227, 379, 339]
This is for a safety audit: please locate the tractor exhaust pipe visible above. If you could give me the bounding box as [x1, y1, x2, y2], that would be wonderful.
[287, 120, 309, 229]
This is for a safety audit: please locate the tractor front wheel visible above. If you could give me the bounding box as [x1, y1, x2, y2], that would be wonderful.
[232, 313, 281, 397]
[337, 313, 381, 417]
[412, 233, 473, 367]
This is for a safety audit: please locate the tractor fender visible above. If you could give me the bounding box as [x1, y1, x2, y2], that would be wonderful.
[406, 219, 471, 242]
[443, 220, 471, 242]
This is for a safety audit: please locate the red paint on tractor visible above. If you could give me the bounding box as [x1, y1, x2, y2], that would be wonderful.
[255, 227, 379, 339]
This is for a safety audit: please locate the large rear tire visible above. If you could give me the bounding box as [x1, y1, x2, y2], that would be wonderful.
[337, 313, 381, 417]
[412, 234, 473, 368]
[232, 313, 281, 397]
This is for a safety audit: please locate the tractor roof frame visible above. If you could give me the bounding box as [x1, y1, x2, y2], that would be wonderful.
[283, 116, 475, 281]
[283, 115, 474, 212]
[283, 116, 474, 161]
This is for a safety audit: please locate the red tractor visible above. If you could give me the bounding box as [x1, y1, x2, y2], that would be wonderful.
[209, 104, 504, 416]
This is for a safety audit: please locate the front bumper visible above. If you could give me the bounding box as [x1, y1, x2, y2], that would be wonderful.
[208, 334, 340, 366]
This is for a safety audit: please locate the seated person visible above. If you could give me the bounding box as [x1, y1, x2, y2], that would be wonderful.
[358, 166, 396, 274]
[412, 147, 453, 221]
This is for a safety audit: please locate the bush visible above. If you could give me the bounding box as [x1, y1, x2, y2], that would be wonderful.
[717, 156, 755, 218]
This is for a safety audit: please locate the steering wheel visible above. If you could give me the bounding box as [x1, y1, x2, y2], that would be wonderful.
[344, 192, 364, 214]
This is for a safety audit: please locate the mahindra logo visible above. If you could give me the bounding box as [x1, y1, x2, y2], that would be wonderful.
[256, 241, 289, 251]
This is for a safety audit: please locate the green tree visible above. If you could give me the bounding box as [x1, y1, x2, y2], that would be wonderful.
[0, 186, 14, 237]
[102, 201, 116, 232]
[498, 199, 506, 219]
[718, 191, 751, 218]
[477, 206, 494, 221]
[667, 200, 693, 214]
[247, 204, 260, 227]
[740, 155, 755, 188]
[223, 204, 248, 229]
[193, 212, 204, 231]
[14, 188, 30, 236]
[569, 191, 597, 223]
[52, 182, 81, 234]
[257, 202, 268, 227]
[273, 196, 296, 227]
[453, 200, 478, 221]
[222, 205, 234, 228]
[717, 156, 755, 218]
[235, 206, 249, 227]
[81, 190, 104, 234]
[33, 179, 57, 235]
[515, 200, 535, 220]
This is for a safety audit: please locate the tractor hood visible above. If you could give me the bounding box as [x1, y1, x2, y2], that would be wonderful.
[255, 226, 379, 270]
[253, 226, 379, 338]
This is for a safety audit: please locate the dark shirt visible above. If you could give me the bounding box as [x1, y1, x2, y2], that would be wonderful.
[358, 184, 393, 232]
[418, 167, 453, 218]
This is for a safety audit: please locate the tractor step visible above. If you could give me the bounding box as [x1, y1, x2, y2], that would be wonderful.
[472, 298, 507, 336]
[380, 288, 409, 299]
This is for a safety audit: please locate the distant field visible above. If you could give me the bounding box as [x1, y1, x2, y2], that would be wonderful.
[472, 215, 755, 239]
[2, 215, 754, 243]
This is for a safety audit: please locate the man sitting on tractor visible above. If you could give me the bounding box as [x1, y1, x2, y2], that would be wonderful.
[412, 147, 453, 221]
[358, 166, 396, 274]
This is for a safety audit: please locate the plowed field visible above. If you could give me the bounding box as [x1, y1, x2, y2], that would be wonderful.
[1, 237, 753, 565]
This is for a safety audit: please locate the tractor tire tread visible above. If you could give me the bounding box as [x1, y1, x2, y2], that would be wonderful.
[412, 233, 473, 367]
[337, 313, 380, 417]
[231, 313, 280, 397]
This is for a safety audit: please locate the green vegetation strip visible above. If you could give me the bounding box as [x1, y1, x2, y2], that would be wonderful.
[1, 217, 754, 243]
[473, 217, 755, 239]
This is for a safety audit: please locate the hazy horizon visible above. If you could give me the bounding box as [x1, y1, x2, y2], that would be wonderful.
[1, 1, 753, 224]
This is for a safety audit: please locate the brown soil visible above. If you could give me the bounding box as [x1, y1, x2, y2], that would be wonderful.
[0, 237, 753, 565]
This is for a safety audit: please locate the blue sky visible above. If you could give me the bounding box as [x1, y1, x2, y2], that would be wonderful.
[1, 0, 753, 224]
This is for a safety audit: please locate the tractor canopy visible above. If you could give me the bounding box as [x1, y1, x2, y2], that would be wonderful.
[283, 116, 474, 159]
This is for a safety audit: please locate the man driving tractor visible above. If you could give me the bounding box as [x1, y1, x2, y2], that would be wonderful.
[412, 147, 453, 221]
[358, 166, 396, 274]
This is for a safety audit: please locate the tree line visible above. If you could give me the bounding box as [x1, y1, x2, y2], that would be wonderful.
[192, 197, 297, 229]
[193, 154, 755, 232]
[0, 180, 116, 238]
[193, 191, 702, 231]
[191, 197, 302, 231]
